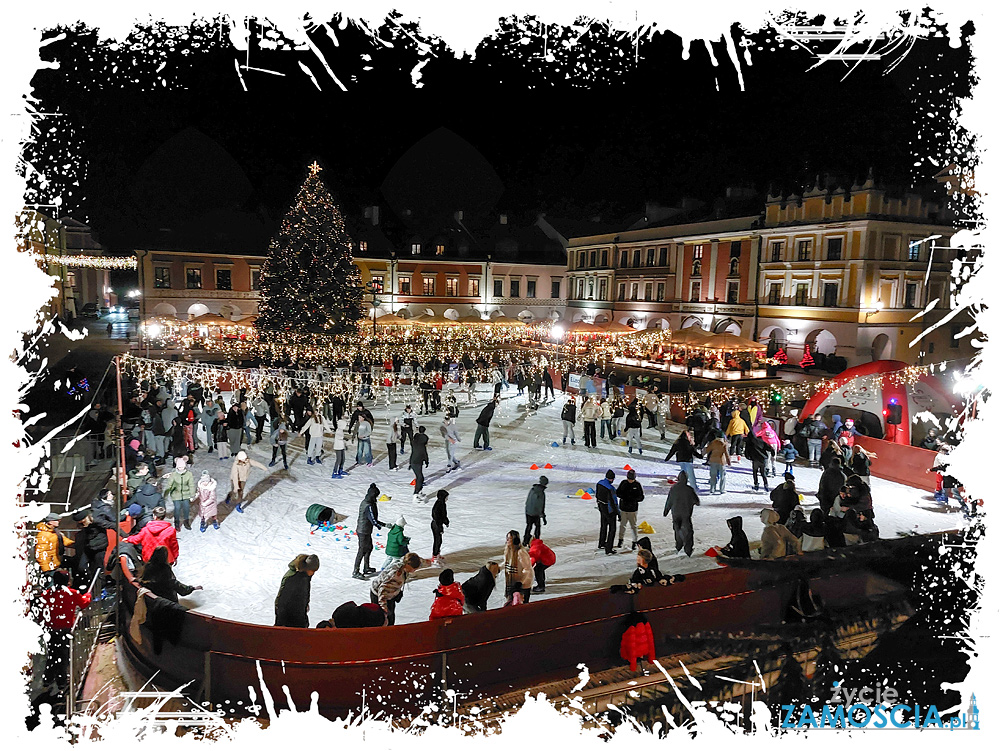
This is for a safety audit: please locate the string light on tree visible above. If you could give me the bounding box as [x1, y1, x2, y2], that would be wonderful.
[255, 162, 365, 336]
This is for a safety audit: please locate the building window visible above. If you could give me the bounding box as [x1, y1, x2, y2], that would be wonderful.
[422, 277, 435, 296]
[770, 242, 783, 262]
[646, 248, 655, 266]
[656, 282, 665, 302]
[644, 283, 653, 301]
[399, 277, 411, 295]
[797, 240, 811, 261]
[908, 241, 921, 261]
[795, 283, 809, 306]
[213, 269, 230, 291]
[768, 284, 781, 305]
[599, 278, 608, 301]
[730, 240, 742, 258]
[494, 279, 503, 298]
[469, 278, 480, 297]
[551, 280, 561, 298]
[435, 244, 445, 256]
[600, 249, 608, 267]
[619, 250, 628, 268]
[587, 279, 595, 299]
[690, 281, 701, 302]
[692, 245, 704, 261]
[590, 251, 597, 267]
[728, 257, 740, 276]
[511, 279, 521, 298]
[692, 259, 702, 276]
[410, 243, 421, 255]
[249, 267, 261, 291]
[576, 279, 584, 299]
[359, 240, 368, 253]
[66, 271, 78, 288]
[633, 249, 641, 267]
[154, 266, 171, 289]
[370, 275, 384, 293]
[578, 251, 587, 269]
[904, 282, 918, 308]
[823, 283, 838, 307]
[827, 237, 843, 261]
[950, 324, 961, 349]
[617, 282, 626, 301]
[659, 248, 668, 267]
[727, 280, 739, 304]
[526, 280, 536, 298]
[186, 267, 202, 289]
[445, 277, 459, 296]
[630, 283, 639, 301]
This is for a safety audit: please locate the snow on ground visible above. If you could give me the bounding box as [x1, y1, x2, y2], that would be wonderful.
[169, 385, 963, 626]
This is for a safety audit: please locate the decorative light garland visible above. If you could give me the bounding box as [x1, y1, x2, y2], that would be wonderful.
[40, 253, 137, 270]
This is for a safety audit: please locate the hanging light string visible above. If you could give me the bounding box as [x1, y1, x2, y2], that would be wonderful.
[37, 253, 137, 270]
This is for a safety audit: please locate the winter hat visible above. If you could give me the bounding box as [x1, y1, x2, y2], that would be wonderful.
[235, 450, 248, 461]
[437, 489, 449, 501]
[44, 513, 60, 523]
[539, 476, 549, 486]
[174, 456, 188, 470]
[129, 439, 141, 451]
[627, 469, 636, 480]
[783, 471, 795, 480]
[605, 470, 616, 480]
[127, 503, 142, 517]
[72, 509, 90, 522]
[438, 568, 455, 586]
[395, 516, 407, 527]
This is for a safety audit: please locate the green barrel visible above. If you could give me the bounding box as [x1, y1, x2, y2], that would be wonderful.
[306, 504, 336, 525]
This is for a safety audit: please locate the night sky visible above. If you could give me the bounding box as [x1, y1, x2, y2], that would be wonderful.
[24, 13, 975, 254]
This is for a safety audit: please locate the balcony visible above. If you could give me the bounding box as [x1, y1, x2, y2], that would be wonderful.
[491, 297, 563, 306]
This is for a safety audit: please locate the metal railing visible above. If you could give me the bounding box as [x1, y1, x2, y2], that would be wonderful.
[66, 568, 108, 716]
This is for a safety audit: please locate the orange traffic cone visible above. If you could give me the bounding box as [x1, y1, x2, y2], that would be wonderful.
[409, 479, 416, 486]
[623, 464, 633, 471]
[530, 464, 539, 470]
[580, 492, 593, 500]
[544, 463, 553, 469]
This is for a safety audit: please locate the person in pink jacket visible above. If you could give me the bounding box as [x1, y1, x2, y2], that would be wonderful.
[757, 421, 782, 478]
[196, 470, 219, 532]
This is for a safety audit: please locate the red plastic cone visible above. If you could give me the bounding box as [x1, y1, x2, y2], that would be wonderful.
[530, 464, 539, 470]
[705, 547, 719, 557]
[623, 464, 633, 471]
[409, 479, 416, 486]
[580, 492, 593, 500]
[544, 463, 553, 469]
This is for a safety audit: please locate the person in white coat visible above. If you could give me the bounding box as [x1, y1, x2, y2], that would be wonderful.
[330, 423, 348, 478]
[303, 409, 328, 465]
[228, 450, 267, 512]
[440, 415, 461, 471]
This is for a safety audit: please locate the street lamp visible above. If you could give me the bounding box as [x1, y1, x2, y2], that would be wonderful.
[864, 300, 884, 322]
[365, 281, 382, 337]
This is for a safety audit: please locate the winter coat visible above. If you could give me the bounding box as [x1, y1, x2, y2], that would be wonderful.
[759, 509, 802, 559]
[818, 461, 848, 507]
[251, 398, 268, 418]
[35, 522, 74, 572]
[820, 443, 843, 470]
[778, 445, 799, 463]
[596, 478, 619, 514]
[663, 470, 699, 520]
[356, 419, 373, 441]
[371, 560, 411, 611]
[332, 425, 347, 451]
[287, 392, 310, 420]
[849, 451, 871, 477]
[625, 409, 643, 429]
[163, 469, 196, 501]
[642, 393, 659, 412]
[431, 496, 449, 527]
[525, 483, 547, 518]
[528, 538, 556, 567]
[802, 418, 827, 440]
[226, 406, 244, 430]
[429, 582, 465, 620]
[665, 435, 701, 463]
[801, 510, 828, 552]
[629, 562, 667, 587]
[601, 402, 612, 419]
[725, 413, 749, 437]
[140, 563, 195, 603]
[126, 468, 150, 493]
[125, 520, 179, 563]
[37, 585, 92, 629]
[720, 516, 750, 558]
[440, 422, 460, 444]
[356, 488, 384, 535]
[636, 536, 658, 572]
[504, 544, 533, 590]
[560, 402, 577, 424]
[705, 438, 731, 465]
[769, 483, 798, 525]
[91, 500, 118, 532]
[196, 477, 218, 519]
[461, 566, 497, 612]
[581, 401, 602, 421]
[409, 433, 429, 467]
[274, 570, 312, 627]
[270, 422, 291, 446]
[230, 455, 266, 488]
[616, 479, 644, 513]
[385, 525, 409, 557]
[168, 424, 187, 455]
[303, 418, 327, 442]
[400, 410, 419, 431]
[758, 422, 781, 452]
[743, 434, 775, 464]
[331, 601, 386, 628]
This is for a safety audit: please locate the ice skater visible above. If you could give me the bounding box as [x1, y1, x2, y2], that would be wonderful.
[410, 425, 429, 501]
[195, 469, 219, 531]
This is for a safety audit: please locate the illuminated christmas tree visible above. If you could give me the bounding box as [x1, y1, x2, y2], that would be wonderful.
[774, 347, 788, 364]
[255, 162, 364, 336]
[799, 345, 815, 369]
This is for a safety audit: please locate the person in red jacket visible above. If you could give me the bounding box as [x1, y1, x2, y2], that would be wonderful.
[525, 535, 556, 594]
[36, 569, 91, 689]
[124, 506, 179, 563]
[429, 569, 465, 620]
